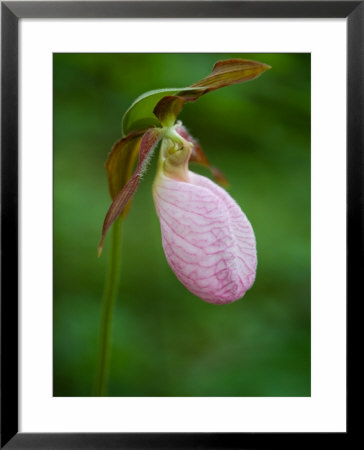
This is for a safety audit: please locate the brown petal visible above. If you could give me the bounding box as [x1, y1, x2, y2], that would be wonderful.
[98, 128, 162, 255]
[175, 123, 229, 187]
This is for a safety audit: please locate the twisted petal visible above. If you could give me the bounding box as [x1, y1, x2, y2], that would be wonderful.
[99, 128, 162, 254]
[105, 130, 145, 200]
[153, 171, 257, 304]
[175, 123, 228, 186]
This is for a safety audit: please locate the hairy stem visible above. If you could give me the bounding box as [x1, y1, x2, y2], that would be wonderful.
[94, 216, 122, 396]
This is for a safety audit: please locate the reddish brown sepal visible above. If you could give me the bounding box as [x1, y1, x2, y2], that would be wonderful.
[153, 58, 271, 126]
[190, 58, 271, 92]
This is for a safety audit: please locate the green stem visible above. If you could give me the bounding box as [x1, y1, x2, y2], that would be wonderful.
[94, 216, 122, 396]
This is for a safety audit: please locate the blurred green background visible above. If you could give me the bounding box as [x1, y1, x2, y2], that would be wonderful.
[53, 53, 310, 397]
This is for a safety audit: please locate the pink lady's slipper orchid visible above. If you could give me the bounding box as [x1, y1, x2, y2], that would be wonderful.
[99, 59, 270, 304]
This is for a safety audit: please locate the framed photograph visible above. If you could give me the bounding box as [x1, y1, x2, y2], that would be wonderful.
[1, 1, 358, 448]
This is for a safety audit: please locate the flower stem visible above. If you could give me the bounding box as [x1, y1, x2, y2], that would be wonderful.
[94, 216, 122, 396]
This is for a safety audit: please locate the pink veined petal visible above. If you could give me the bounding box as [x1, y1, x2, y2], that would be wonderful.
[153, 171, 257, 304]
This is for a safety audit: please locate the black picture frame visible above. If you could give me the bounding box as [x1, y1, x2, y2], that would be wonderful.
[1, 1, 359, 448]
